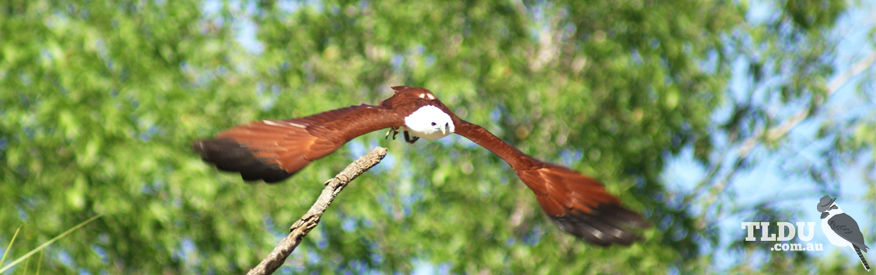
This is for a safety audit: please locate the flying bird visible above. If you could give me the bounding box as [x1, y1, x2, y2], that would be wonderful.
[818, 196, 870, 271]
[193, 86, 649, 246]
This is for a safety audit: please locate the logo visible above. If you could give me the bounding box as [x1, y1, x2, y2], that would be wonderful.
[741, 222, 822, 251]
[740, 195, 870, 271]
[818, 196, 870, 272]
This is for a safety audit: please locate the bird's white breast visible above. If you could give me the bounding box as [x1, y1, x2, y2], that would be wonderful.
[404, 105, 454, 140]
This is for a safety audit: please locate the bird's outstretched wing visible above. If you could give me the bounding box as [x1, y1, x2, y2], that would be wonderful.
[829, 213, 869, 252]
[193, 104, 402, 183]
[454, 119, 649, 246]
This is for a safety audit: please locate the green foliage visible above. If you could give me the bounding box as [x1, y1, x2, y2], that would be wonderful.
[0, 0, 867, 273]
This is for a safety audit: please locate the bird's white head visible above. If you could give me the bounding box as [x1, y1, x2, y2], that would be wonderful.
[404, 105, 454, 139]
[827, 203, 844, 214]
[820, 202, 845, 220]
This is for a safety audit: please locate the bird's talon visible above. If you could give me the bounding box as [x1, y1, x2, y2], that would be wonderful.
[403, 130, 419, 144]
[385, 127, 401, 140]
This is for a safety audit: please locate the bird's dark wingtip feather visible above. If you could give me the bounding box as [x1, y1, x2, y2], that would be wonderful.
[550, 203, 649, 246]
[192, 138, 294, 183]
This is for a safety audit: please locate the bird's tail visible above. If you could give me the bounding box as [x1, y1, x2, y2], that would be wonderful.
[855, 246, 871, 272]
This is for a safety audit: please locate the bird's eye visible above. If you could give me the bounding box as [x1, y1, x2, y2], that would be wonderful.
[431, 122, 437, 126]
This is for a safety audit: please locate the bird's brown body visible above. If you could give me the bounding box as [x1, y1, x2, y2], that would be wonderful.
[194, 86, 648, 246]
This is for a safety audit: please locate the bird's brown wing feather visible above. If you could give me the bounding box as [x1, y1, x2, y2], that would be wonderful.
[193, 104, 402, 183]
[454, 119, 648, 246]
[518, 163, 648, 246]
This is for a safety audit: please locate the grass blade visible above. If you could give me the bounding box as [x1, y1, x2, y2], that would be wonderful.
[0, 214, 102, 273]
[35, 250, 43, 275]
[0, 226, 21, 268]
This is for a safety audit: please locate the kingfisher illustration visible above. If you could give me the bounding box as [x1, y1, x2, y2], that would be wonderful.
[193, 86, 649, 246]
[818, 195, 870, 271]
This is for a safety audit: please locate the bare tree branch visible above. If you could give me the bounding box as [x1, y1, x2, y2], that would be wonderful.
[683, 51, 876, 214]
[247, 146, 388, 275]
